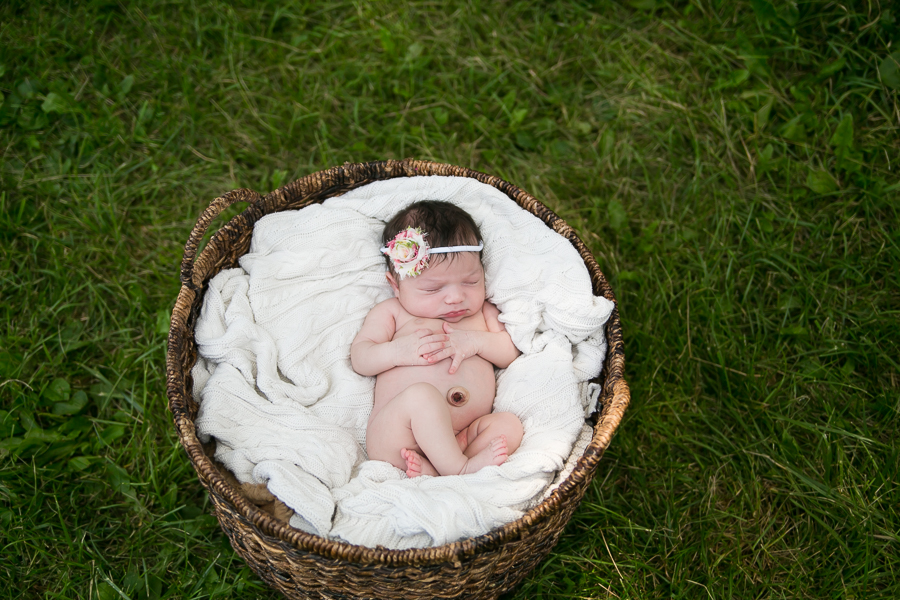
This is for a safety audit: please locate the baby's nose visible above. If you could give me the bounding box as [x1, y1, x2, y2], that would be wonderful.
[445, 287, 464, 303]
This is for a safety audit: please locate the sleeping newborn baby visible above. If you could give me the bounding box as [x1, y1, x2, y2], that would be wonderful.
[351, 200, 524, 478]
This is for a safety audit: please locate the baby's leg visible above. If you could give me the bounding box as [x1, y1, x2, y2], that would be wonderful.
[366, 389, 427, 474]
[459, 412, 524, 460]
[367, 382, 508, 477]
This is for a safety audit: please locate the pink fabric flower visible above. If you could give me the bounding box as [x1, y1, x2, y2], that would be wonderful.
[382, 227, 430, 279]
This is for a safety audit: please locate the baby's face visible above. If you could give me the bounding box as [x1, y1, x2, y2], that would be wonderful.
[388, 252, 485, 323]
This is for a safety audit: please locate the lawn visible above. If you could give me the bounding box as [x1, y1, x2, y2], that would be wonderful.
[1, 1, 898, 598]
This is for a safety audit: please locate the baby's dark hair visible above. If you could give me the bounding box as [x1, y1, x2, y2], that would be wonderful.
[382, 200, 483, 276]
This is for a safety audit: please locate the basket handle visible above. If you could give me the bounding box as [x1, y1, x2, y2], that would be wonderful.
[180, 188, 263, 289]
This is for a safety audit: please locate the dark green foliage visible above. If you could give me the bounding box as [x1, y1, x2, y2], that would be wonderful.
[1, 1, 897, 598]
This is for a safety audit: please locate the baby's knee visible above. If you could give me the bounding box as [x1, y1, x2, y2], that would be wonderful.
[493, 412, 524, 451]
[403, 381, 441, 395]
[396, 382, 446, 410]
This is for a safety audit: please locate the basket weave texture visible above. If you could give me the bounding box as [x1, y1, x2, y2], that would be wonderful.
[166, 159, 630, 599]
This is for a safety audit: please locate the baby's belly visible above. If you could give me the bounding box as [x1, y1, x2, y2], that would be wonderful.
[373, 357, 496, 432]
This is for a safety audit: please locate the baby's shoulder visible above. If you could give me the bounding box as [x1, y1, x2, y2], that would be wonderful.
[368, 297, 403, 319]
[369, 297, 419, 326]
[356, 298, 406, 342]
[480, 299, 506, 332]
[373, 297, 401, 310]
[481, 299, 501, 318]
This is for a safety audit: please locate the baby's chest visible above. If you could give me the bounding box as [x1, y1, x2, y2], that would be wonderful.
[394, 314, 486, 339]
[394, 317, 443, 338]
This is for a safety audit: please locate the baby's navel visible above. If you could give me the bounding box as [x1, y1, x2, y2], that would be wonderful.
[447, 386, 470, 407]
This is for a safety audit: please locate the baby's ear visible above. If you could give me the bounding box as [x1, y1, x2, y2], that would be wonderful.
[385, 272, 400, 296]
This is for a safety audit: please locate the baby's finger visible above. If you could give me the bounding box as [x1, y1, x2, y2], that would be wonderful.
[416, 335, 447, 352]
[424, 347, 451, 362]
[448, 352, 466, 374]
[421, 333, 449, 344]
[415, 328, 433, 338]
[418, 340, 446, 356]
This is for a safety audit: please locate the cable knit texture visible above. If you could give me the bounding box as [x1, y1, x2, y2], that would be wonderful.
[192, 176, 614, 549]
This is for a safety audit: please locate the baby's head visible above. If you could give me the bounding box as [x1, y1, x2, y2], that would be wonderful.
[381, 201, 485, 322]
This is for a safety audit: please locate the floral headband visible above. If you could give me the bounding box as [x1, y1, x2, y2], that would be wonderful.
[381, 227, 484, 279]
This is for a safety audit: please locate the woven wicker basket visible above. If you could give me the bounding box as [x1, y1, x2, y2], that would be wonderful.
[166, 159, 630, 599]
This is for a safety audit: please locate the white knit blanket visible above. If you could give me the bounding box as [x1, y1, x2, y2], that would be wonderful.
[192, 176, 614, 549]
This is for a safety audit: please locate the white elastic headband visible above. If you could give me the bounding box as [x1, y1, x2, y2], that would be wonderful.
[412, 242, 483, 254]
[378, 242, 483, 254]
[380, 227, 483, 279]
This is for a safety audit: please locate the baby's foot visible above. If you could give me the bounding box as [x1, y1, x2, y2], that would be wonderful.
[402, 448, 425, 478]
[460, 435, 508, 475]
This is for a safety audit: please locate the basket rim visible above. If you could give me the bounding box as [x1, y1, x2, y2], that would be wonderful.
[166, 158, 629, 567]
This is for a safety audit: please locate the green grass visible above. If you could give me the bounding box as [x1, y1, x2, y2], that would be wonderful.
[1, 0, 898, 598]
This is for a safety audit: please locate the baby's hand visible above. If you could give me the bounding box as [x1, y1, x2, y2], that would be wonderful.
[392, 328, 449, 367]
[426, 322, 482, 374]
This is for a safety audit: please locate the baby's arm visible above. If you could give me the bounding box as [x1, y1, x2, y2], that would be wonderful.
[350, 300, 449, 376]
[432, 301, 521, 374]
